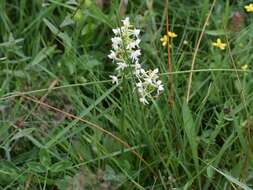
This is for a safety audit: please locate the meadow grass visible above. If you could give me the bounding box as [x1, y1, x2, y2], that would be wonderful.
[0, 0, 253, 189]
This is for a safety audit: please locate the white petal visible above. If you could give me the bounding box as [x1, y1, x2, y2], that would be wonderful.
[133, 29, 140, 37]
[122, 17, 130, 27]
[139, 97, 149, 105]
[112, 28, 121, 35]
[158, 85, 164, 91]
[109, 75, 119, 85]
[156, 80, 162, 85]
[108, 51, 117, 60]
[136, 82, 142, 87]
[154, 68, 159, 73]
[116, 62, 128, 71]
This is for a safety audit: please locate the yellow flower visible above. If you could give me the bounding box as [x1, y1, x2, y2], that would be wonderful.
[245, 3, 253, 12]
[167, 31, 177, 38]
[241, 64, 248, 71]
[160, 31, 177, 47]
[212, 38, 226, 50]
[160, 35, 168, 46]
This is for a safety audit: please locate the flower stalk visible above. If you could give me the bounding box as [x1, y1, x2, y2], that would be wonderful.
[166, 14, 174, 107]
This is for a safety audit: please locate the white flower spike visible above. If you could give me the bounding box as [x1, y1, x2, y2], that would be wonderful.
[108, 17, 164, 105]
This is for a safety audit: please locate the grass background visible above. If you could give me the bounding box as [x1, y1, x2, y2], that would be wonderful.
[0, 0, 253, 189]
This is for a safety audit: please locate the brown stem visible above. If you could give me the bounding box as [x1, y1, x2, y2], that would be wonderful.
[166, 2, 174, 107]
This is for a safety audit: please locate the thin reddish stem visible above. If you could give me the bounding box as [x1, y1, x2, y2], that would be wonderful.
[166, 13, 174, 107]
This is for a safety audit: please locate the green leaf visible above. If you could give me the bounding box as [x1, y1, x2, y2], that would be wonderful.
[43, 18, 72, 47]
[27, 162, 46, 173]
[207, 165, 214, 179]
[2, 69, 27, 78]
[50, 161, 72, 172]
[205, 29, 226, 36]
[39, 149, 51, 169]
[210, 165, 253, 190]
[86, 4, 113, 27]
[56, 176, 72, 190]
[60, 14, 75, 28]
[182, 101, 199, 177]
[0, 161, 19, 185]
[81, 54, 102, 69]
[30, 46, 56, 65]
[11, 128, 35, 141]
[0, 161, 18, 174]
[0, 124, 10, 141]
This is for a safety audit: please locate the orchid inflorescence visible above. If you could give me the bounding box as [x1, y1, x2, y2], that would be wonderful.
[108, 17, 164, 105]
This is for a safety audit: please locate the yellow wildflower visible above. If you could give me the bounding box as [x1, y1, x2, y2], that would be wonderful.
[160, 35, 168, 46]
[167, 31, 177, 38]
[245, 3, 253, 12]
[241, 64, 248, 71]
[160, 31, 177, 47]
[212, 38, 226, 50]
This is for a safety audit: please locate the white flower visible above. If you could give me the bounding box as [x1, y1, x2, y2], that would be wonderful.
[134, 70, 140, 76]
[127, 42, 136, 49]
[127, 39, 141, 49]
[112, 28, 121, 35]
[147, 69, 159, 81]
[136, 82, 142, 87]
[130, 50, 141, 61]
[156, 80, 162, 86]
[116, 62, 128, 71]
[140, 97, 149, 105]
[134, 39, 141, 47]
[157, 80, 164, 94]
[112, 37, 122, 43]
[138, 89, 144, 94]
[135, 68, 146, 76]
[133, 63, 141, 75]
[140, 68, 146, 74]
[134, 68, 141, 76]
[108, 50, 117, 60]
[122, 17, 130, 27]
[132, 29, 140, 37]
[158, 85, 164, 93]
[153, 68, 159, 74]
[134, 63, 141, 69]
[109, 75, 119, 85]
[111, 37, 122, 50]
[136, 82, 144, 94]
